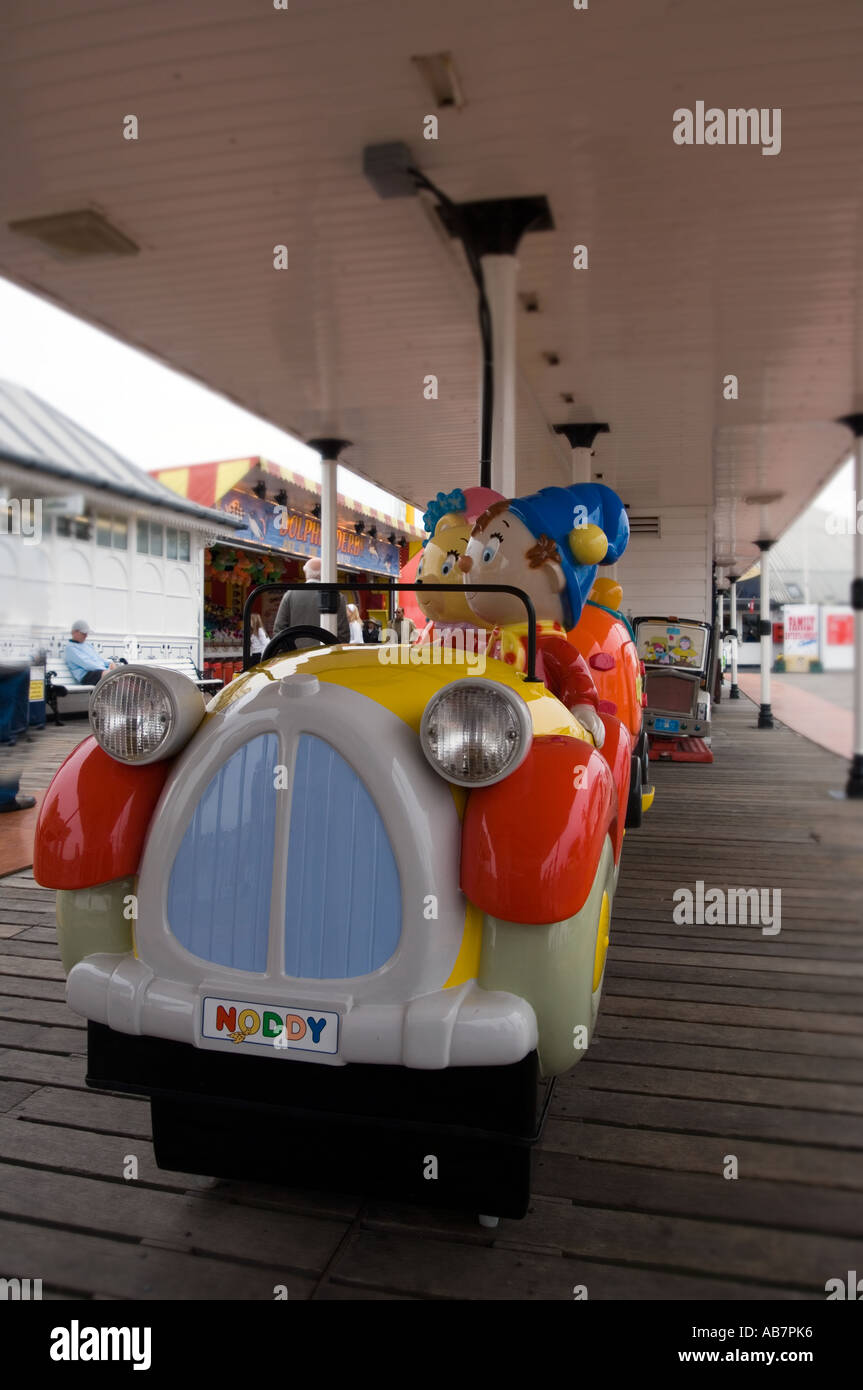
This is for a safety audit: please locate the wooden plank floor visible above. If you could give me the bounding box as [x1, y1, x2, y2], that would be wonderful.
[0, 701, 861, 1299]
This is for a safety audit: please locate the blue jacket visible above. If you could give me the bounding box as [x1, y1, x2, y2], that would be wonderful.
[65, 640, 109, 683]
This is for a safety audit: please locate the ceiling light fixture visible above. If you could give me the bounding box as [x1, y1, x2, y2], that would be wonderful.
[8, 208, 139, 259]
[411, 52, 465, 109]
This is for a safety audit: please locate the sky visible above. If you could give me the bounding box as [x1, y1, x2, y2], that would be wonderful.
[0, 276, 411, 521]
[0, 274, 854, 527]
[814, 455, 854, 518]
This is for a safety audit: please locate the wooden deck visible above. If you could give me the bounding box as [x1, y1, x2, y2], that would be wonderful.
[1, 702, 862, 1300]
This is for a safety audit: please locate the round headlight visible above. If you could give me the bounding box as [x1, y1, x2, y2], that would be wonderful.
[420, 679, 532, 787]
[90, 666, 206, 764]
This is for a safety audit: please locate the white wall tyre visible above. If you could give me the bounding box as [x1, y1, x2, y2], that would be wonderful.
[479, 835, 616, 1078]
[589, 852, 616, 1037]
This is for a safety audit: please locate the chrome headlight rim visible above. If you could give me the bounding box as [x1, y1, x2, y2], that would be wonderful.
[89, 664, 206, 765]
[419, 677, 533, 788]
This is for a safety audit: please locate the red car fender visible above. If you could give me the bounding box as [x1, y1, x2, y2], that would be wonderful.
[597, 711, 631, 864]
[34, 737, 170, 890]
[569, 603, 643, 741]
[461, 734, 616, 925]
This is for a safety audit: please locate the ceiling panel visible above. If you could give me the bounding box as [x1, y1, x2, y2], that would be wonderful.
[2, 0, 862, 566]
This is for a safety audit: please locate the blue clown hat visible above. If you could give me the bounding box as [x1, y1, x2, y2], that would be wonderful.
[508, 482, 630, 629]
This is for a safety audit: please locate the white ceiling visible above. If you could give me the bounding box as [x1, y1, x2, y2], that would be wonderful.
[2, 0, 862, 569]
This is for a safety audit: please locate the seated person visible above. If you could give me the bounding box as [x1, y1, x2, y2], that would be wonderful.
[65, 621, 117, 686]
[273, 558, 350, 647]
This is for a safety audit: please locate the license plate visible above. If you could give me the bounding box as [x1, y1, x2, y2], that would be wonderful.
[654, 717, 680, 732]
[201, 995, 339, 1055]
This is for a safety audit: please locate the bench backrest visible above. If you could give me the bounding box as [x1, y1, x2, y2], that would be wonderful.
[47, 656, 217, 690]
[135, 657, 202, 681]
[46, 659, 89, 688]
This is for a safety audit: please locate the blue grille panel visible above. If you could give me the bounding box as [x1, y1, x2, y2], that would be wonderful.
[168, 734, 278, 971]
[284, 735, 401, 978]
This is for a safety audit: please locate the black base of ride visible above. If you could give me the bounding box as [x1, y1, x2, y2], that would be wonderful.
[625, 752, 643, 828]
[758, 702, 774, 728]
[86, 1023, 547, 1218]
[847, 753, 863, 800]
[625, 729, 652, 828]
[729, 683, 740, 699]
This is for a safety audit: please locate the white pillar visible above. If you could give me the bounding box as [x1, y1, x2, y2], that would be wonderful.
[850, 433, 863, 793]
[714, 587, 724, 689]
[481, 254, 518, 496]
[758, 543, 773, 728]
[571, 446, 591, 486]
[320, 457, 338, 635]
[309, 437, 350, 637]
[729, 578, 740, 698]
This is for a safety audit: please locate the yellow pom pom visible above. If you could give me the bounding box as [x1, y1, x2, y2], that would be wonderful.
[569, 523, 608, 565]
[590, 577, 623, 609]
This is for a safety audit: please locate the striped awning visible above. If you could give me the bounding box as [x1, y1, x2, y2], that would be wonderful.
[151, 456, 425, 539]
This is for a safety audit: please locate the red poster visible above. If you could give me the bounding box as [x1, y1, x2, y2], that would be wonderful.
[827, 614, 853, 645]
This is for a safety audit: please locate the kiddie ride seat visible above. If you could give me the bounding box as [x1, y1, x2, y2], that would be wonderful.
[33, 483, 647, 1225]
[634, 616, 715, 763]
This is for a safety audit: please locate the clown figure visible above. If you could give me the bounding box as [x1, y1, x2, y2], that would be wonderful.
[460, 483, 630, 748]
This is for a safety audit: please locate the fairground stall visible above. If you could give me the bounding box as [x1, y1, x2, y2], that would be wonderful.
[151, 456, 424, 678]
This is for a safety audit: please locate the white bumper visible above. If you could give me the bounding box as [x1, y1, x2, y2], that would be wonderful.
[67, 954, 538, 1069]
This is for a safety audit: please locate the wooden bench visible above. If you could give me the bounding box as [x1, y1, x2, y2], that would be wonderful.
[133, 656, 223, 696]
[46, 656, 222, 726]
[45, 658, 100, 723]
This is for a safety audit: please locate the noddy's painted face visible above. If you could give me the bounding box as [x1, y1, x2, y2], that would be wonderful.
[460, 501, 567, 627]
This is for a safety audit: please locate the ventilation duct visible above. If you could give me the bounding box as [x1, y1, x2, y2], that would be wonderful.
[628, 516, 661, 536]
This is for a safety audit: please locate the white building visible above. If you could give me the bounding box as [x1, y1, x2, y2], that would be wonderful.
[0, 380, 241, 666]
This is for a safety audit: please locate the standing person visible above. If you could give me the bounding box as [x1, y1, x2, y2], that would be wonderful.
[362, 615, 380, 644]
[346, 604, 364, 644]
[249, 613, 269, 658]
[0, 662, 35, 813]
[272, 558, 350, 648]
[65, 622, 117, 685]
[393, 607, 416, 645]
